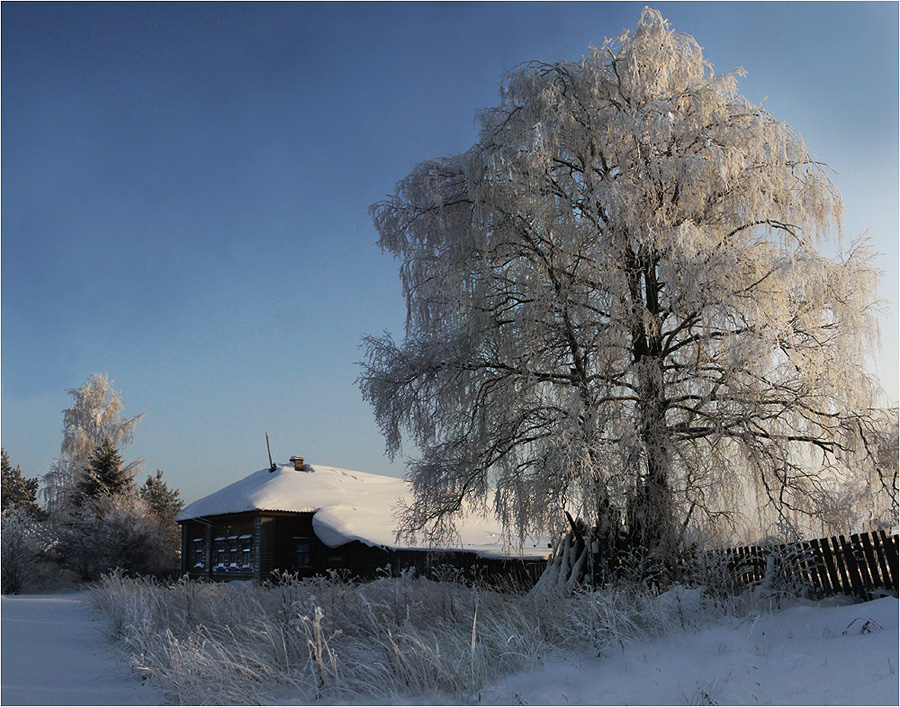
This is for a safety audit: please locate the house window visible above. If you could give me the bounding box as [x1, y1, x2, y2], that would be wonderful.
[228, 536, 239, 568]
[192, 538, 204, 568]
[214, 537, 226, 568]
[294, 537, 313, 568]
[240, 535, 252, 568]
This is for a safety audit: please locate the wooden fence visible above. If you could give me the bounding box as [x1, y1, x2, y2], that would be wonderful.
[713, 529, 898, 600]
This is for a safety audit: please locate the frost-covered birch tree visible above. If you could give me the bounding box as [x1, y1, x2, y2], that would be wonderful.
[43, 373, 144, 512]
[359, 9, 889, 557]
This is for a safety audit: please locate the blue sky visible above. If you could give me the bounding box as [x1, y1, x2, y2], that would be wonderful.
[2, 2, 897, 505]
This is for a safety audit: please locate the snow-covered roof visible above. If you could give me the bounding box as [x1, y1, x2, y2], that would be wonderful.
[177, 463, 549, 559]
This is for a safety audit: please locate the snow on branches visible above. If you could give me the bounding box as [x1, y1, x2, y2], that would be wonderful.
[360, 8, 889, 558]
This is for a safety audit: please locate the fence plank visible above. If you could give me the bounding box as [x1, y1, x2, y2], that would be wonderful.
[871, 532, 893, 592]
[880, 531, 899, 590]
[819, 537, 843, 594]
[849, 534, 874, 592]
[858, 533, 883, 589]
[798, 541, 823, 595]
[788, 542, 815, 591]
[839, 535, 867, 599]
[754, 546, 767, 583]
[744, 546, 759, 585]
[731, 547, 745, 585]
[745, 546, 757, 584]
[732, 547, 746, 589]
[812, 542, 830, 595]
[836, 535, 856, 596]
[730, 547, 742, 586]
[809, 538, 833, 596]
[829, 536, 852, 594]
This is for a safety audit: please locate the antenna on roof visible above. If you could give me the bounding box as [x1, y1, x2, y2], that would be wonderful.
[266, 432, 276, 472]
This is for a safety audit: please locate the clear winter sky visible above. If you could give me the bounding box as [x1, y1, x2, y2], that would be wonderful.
[2, 2, 897, 505]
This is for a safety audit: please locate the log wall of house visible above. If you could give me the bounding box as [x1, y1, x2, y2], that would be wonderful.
[268, 513, 320, 578]
[182, 513, 258, 581]
[180, 512, 547, 586]
[258, 515, 273, 578]
[182, 511, 329, 581]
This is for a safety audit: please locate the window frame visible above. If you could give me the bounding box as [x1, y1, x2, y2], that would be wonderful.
[239, 534, 253, 569]
[293, 536, 314, 568]
[192, 537, 205, 569]
[214, 537, 226, 568]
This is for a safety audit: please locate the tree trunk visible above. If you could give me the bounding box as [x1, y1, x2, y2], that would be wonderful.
[626, 256, 675, 558]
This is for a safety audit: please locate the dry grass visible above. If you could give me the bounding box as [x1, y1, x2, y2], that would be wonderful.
[90, 566, 771, 705]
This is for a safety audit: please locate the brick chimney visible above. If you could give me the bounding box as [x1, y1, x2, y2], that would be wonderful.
[290, 456, 305, 471]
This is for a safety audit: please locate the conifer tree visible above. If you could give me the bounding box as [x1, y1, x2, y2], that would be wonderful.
[75, 438, 133, 502]
[139, 469, 184, 568]
[1, 448, 41, 516]
[139, 469, 184, 522]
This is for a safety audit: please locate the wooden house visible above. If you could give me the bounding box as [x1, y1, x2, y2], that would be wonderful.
[176, 456, 549, 583]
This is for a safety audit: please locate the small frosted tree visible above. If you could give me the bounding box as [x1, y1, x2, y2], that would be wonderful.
[51, 455, 182, 579]
[1, 508, 42, 594]
[43, 373, 144, 512]
[360, 9, 888, 561]
[53, 493, 172, 581]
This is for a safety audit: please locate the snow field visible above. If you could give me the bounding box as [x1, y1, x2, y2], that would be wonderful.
[1, 592, 162, 705]
[479, 594, 898, 705]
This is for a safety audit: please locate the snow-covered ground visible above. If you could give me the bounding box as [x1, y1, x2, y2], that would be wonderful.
[476, 595, 898, 706]
[1, 592, 161, 706]
[1, 590, 897, 705]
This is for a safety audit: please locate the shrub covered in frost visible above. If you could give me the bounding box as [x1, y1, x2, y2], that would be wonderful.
[1, 508, 43, 594]
[53, 493, 174, 581]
